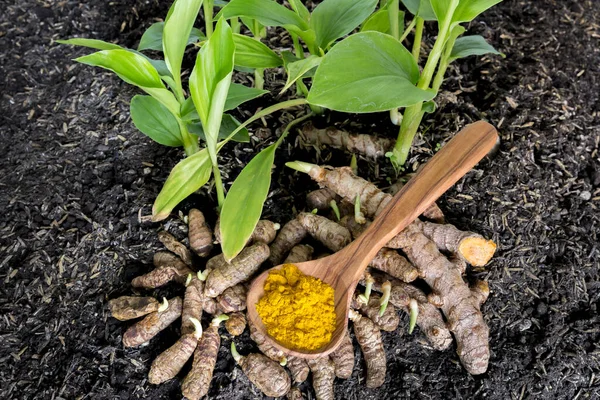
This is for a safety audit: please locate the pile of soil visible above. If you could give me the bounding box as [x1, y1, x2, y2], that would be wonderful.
[1, 0, 598, 398]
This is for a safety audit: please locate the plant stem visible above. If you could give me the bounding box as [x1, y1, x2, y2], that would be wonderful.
[388, 0, 401, 125]
[292, 34, 304, 58]
[178, 118, 199, 156]
[253, 20, 264, 90]
[389, 0, 400, 40]
[212, 164, 225, 210]
[412, 17, 424, 62]
[204, 0, 214, 38]
[230, 17, 240, 34]
[432, 26, 464, 92]
[392, 0, 460, 166]
[399, 17, 417, 43]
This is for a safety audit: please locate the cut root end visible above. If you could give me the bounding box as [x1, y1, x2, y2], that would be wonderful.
[458, 237, 497, 267]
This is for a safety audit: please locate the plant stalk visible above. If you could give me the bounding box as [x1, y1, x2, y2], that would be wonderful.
[253, 20, 265, 90]
[399, 17, 417, 43]
[392, 0, 460, 166]
[389, 0, 401, 125]
[212, 163, 225, 209]
[178, 119, 199, 156]
[203, 0, 214, 38]
[230, 17, 240, 34]
[412, 17, 424, 62]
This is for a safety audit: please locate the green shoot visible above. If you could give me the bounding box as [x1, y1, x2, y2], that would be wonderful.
[329, 200, 341, 221]
[379, 281, 391, 316]
[408, 298, 418, 334]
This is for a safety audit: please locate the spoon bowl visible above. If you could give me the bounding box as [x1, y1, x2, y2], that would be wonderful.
[246, 121, 499, 359]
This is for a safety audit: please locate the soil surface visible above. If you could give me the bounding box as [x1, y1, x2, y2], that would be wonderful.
[1, 0, 599, 399]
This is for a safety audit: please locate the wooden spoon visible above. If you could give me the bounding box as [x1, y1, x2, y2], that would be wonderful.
[247, 121, 499, 359]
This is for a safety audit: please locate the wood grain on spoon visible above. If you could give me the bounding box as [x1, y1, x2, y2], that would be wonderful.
[247, 121, 499, 359]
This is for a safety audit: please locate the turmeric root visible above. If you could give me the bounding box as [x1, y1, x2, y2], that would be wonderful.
[248, 318, 309, 383]
[328, 333, 354, 379]
[202, 296, 220, 315]
[300, 122, 393, 159]
[420, 221, 496, 266]
[470, 280, 490, 306]
[132, 252, 193, 288]
[296, 212, 351, 252]
[349, 309, 386, 388]
[204, 243, 269, 298]
[342, 216, 418, 282]
[366, 270, 452, 351]
[307, 357, 336, 400]
[231, 342, 291, 397]
[225, 312, 247, 336]
[306, 188, 339, 210]
[287, 387, 304, 400]
[148, 317, 202, 384]
[215, 220, 280, 245]
[353, 293, 399, 332]
[216, 284, 247, 313]
[188, 208, 213, 257]
[181, 315, 228, 400]
[158, 231, 193, 266]
[122, 297, 183, 347]
[182, 274, 204, 335]
[293, 163, 491, 374]
[108, 296, 159, 321]
[269, 218, 307, 264]
[284, 244, 314, 264]
[286, 356, 310, 384]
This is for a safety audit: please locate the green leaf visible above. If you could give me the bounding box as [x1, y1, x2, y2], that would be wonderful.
[181, 83, 268, 121]
[240, 17, 266, 37]
[57, 38, 122, 50]
[218, 0, 309, 32]
[189, 19, 235, 156]
[430, 0, 452, 22]
[233, 34, 283, 68]
[130, 95, 183, 147]
[361, 8, 405, 35]
[308, 32, 434, 112]
[152, 149, 213, 221]
[453, 0, 503, 23]
[450, 35, 502, 60]
[310, 0, 378, 49]
[421, 100, 436, 113]
[138, 22, 206, 51]
[163, 0, 204, 80]
[401, 0, 436, 21]
[220, 143, 277, 260]
[224, 83, 269, 111]
[288, 0, 310, 22]
[281, 55, 321, 94]
[75, 49, 164, 89]
[187, 113, 250, 142]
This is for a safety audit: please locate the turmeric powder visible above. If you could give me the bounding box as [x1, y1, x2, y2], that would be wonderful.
[256, 264, 336, 351]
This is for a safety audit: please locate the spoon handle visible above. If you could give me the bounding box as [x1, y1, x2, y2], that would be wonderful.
[344, 121, 498, 282]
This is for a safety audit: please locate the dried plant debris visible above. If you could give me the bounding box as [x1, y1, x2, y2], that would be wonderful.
[108, 296, 159, 321]
[188, 208, 213, 257]
[231, 342, 291, 397]
[122, 297, 183, 347]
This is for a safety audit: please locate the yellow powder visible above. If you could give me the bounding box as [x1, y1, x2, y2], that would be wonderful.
[256, 264, 336, 351]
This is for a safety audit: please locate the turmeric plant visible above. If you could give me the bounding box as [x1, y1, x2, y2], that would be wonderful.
[306, 0, 503, 166]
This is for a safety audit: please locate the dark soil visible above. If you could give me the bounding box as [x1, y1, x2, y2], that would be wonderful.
[1, 0, 599, 399]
